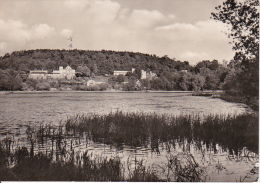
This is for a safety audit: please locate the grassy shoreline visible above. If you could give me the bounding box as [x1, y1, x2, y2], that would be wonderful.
[1, 90, 195, 94]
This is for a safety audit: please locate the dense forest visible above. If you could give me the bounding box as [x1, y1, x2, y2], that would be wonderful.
[0, 49, 232, 92]
[0, 49, 193, 75]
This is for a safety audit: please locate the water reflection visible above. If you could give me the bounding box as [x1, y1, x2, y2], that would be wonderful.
[2, 128, 258, 181]
[0, 92, 257, 181]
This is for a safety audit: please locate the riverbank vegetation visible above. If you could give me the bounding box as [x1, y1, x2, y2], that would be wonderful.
[0, 144, 161, 181]
[0, 111, 258, 181]
[0, 141, 206, 181]
[65, 112, 259, 154]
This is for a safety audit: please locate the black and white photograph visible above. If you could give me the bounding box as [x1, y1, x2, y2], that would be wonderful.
[0, 0, 259, 182]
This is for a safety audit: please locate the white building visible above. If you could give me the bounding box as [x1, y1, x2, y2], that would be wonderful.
[141, 70, 147, 79]
[146, 71, 157, 79]
[52, 66, 75, 79]
[29, 66, 75, 80]
[86, 79, 105, 86]
[113, 70, 129, 76]
[86, 80, 96, 86]
[28, 70, 48, 79]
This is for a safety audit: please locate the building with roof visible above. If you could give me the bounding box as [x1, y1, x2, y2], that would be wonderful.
[29, 66, 75, 80]
[113, 68, 134, 76]
[52, 66, 75, 79]
[28, 70, 48, 79]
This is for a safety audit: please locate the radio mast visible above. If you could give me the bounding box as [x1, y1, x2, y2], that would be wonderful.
[68, 36, 73, 49]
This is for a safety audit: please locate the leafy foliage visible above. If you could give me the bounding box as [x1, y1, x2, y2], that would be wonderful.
[211, 0, 259, 102]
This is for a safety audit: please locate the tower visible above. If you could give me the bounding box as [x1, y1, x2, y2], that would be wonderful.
[68, 36, 73, 49]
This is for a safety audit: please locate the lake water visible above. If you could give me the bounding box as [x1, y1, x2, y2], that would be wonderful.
[0, 91, 251, 125]
[0, 91, 258, 182]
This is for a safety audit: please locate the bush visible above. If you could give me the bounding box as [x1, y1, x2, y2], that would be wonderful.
[36, 82, 51, 91]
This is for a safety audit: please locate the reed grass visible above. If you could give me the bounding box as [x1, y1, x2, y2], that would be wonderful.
[65, 111, 259, 154]
[167, 154, 206, 182]
[0, 142, 202, 181]
[0, 145, 125, 181]
[0, 111, 258, 181]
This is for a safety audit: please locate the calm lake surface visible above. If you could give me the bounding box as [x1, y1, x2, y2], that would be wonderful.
[0, 91, 257, 182]
[0, 91, 251, 126]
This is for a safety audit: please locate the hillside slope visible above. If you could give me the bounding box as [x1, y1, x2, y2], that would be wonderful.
[0, 49, 192, 75]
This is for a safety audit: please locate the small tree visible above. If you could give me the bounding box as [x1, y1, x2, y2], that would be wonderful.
[133, 68, 142, 79]
[36, 82, 51, 91]
[116, 75, 125, 83]
[77, 66, 91, 77]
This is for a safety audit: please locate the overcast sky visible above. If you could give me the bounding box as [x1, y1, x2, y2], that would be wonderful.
[0, 0, 235, 65]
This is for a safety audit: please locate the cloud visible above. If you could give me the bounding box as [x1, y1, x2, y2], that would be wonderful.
[128, 9, 164, 28]
[64, 0, 91, 10]
[153, 20, 233, 64]
[155, 20, 228, 41]
[155, 23, 197, 33]
[168, 14, 176, 19]
[0, 19, 55, 41]
[0, 19, 56, 54]
[0, 19, 30, 41]
[32, 24, 55, 39]
[64, 0, 121, 24]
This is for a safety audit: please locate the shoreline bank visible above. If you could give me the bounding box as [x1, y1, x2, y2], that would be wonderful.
[0, 89, 223, 94]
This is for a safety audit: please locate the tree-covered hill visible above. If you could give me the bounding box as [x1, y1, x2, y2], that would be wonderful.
[0, 49, 230, 92]
[0, 49, 192, 75]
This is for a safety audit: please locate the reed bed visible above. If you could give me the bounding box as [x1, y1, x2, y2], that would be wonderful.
[0, 141, 205, 181]
[0, 111, 258, 181]
[65, 111, 259, 154]
[0, 143, 124, 181]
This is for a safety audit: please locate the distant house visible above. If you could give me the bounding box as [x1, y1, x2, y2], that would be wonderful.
[113, 70, 129, 76]
[87, 79, 105, 86]
[136, 80, 142, 87]
[113, 70, 131, 76]
[29, 66, 75, 80]
[181, 70, 188, 73]
[86, 80, 96, 86]
[140, 70, 157, 79]
[113, 69, 133, 76]
[146, 71, 157, 79]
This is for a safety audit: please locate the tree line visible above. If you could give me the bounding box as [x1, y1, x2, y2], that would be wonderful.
[0, 49, 231, 92]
